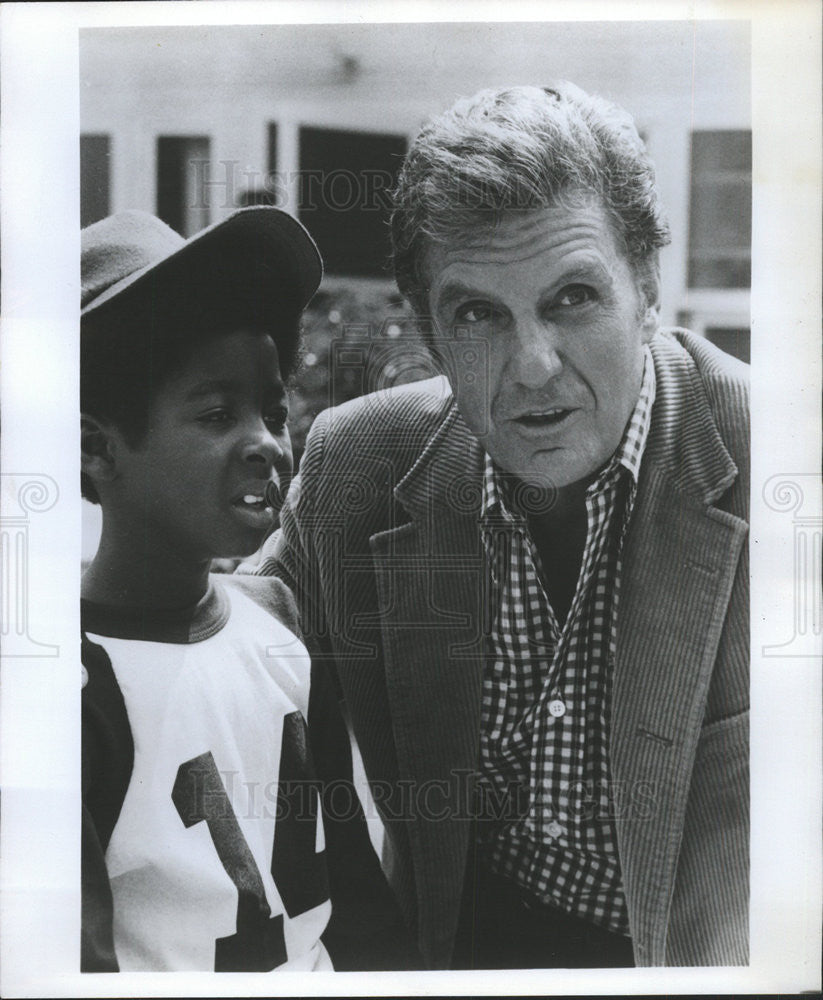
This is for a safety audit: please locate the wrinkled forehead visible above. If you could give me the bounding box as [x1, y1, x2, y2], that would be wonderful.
[420, 194, 629, 292]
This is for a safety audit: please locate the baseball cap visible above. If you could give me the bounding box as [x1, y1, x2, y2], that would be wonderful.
[81, 207, 323, 325]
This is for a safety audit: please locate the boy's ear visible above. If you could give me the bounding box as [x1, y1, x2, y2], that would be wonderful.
[81, 415, 119, 488]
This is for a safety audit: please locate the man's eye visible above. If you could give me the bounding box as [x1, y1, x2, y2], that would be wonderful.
[456, 302, 494, 324]
[555, 284, 595, 307]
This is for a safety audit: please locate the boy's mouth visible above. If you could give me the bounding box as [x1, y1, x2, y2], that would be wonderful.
[236, 493, 269, 511]
[231, 481, 280, 527]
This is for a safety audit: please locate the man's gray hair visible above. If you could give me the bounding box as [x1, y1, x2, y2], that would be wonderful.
[391, 83, 671, 315]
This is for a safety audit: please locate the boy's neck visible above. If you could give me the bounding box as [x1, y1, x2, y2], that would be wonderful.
[82, 523, 212, 611]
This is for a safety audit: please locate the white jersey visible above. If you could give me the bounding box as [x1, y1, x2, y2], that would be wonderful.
[82, 576, 332, 972]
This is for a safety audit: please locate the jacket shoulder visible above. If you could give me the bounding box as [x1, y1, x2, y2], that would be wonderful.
[654, 328, 749, 405]
[325, 376, 452, 436]
[650, 328, 750, 514]
[652, 328, 749, 441]
[303, 376, 454, 477]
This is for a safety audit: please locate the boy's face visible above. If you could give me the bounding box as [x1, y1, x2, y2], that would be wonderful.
[111, 329, 293, 561]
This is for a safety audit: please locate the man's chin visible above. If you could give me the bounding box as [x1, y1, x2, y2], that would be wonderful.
[493, 454, 586, 492]
[490, 450, 606, 512]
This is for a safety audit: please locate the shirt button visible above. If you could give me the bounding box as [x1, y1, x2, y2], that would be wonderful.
[548, 698, 566, 718]
[547, 820, 563, 839]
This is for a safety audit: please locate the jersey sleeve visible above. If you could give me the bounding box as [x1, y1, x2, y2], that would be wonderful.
[81, 804, 118, 972]
[81, 633, 135, 972]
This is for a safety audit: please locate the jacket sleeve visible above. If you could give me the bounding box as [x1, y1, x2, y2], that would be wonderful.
[253, 416, 422, 971]
[307, 657, 421, 970]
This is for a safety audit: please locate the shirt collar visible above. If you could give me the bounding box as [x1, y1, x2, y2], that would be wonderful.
[481, 345, 656, 519]
[605, 343, 657, 486]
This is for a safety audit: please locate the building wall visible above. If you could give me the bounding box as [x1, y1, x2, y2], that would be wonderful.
[80, 20, 752, 331]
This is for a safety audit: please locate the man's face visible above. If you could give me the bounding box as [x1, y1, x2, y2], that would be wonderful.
[427, 197, 659, 491]
[110, 330, 293, 561]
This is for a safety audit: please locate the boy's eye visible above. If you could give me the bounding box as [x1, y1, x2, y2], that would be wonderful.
[555, 284, 596, 307]
[199, 407, 232, 424]
[264, 407, 289, 431]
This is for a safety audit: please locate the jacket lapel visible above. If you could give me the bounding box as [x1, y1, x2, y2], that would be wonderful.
[369, 403, 486, 967]
[612, 335, 748, 965]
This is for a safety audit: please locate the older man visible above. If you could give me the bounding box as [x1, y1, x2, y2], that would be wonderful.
[257, 84, 749, 969]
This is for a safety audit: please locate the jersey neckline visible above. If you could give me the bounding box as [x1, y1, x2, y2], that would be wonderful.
[81, 577, 230, 644]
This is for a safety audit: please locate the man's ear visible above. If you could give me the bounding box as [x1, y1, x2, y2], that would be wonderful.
[81, 415, 119, 490]
[637, 259, 661, 343]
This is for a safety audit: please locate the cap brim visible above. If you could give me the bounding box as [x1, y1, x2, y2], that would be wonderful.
[81, 207, 322, 320]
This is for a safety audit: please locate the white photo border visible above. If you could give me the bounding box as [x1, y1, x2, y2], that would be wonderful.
[1, 1, 820, 995]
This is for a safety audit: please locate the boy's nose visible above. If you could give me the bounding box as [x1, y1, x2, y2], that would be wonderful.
[242, 426, 284, 465]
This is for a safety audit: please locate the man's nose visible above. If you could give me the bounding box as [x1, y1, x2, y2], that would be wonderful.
[508, 316, 563, 387]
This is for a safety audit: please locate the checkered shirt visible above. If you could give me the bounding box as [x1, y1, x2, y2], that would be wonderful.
[476, 348, 656, 935]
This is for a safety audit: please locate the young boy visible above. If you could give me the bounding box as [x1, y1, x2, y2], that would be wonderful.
[80, 208, 335, 972]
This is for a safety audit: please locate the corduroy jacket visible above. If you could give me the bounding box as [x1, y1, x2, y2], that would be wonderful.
[257, 328, 750, 968]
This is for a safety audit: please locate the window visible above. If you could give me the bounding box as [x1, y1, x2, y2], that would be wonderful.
[156, 136, 211, 236]
[676, 309, 750, 364]
[237, 124, 279, 207]
[268, 122, 278, 180]
[704, 326, 750, 365]
[297, 127, 407, 278]
[80, 134, 111, 227]
[687, 130, 752, 289]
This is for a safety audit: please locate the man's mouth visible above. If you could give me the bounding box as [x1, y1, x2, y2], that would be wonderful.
[514, 407, 574, 428]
